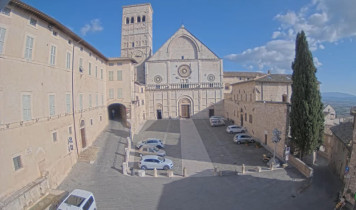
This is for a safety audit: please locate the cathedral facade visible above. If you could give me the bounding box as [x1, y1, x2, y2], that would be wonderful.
[121, 4, 224, 120]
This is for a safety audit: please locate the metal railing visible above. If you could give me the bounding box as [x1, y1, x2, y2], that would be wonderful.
[146, 82, 223, 91]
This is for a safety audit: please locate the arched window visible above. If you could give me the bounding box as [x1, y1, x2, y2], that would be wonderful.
[137, 16, 141, 22]
[131, 17, 134, 23]
[142, 15, 146, 22]
[126, 17, 129, 24]
[132, 42, 135, 47]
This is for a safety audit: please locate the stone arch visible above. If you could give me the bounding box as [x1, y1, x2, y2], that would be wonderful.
[155, 103, 163, 119]
[167, 35, 199, 59]
[178, 96, 193, 118]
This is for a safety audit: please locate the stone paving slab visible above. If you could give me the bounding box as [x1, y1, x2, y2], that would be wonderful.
[78, 146, 100, 164]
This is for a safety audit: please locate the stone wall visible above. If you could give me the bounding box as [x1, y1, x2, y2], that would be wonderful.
[288, 155, 313, 177]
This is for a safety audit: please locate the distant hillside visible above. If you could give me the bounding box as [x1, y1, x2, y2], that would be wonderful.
[322, 92, 356, 101]
[322, 92, 356, 117]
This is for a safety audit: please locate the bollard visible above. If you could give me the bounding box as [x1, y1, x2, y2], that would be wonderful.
[183, 167, 187, 177]
[122, 162, 128, 175]
[213, 167, 218, 176]
[270, 163, 273, 171]
[219, 170, 223, 176]
[130, 167, 134, 176]
[235, 168, 239, 175]
[257, 167, 261, 173]
[242, 164, 245, 174]
[167, 170, 173, 178]
[153, 168, 157, 177]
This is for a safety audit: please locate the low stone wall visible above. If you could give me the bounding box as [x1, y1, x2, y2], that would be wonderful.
[288, 155, 313, 178]
[0, 176, 49, 210]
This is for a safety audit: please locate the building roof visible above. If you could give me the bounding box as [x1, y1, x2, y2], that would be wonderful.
[107, 57, 137, 63]
[255, 74, 292, 83]
[223, 71, 265, 78]
[9, 0, 108, 61]
[330, 122, 354, 147]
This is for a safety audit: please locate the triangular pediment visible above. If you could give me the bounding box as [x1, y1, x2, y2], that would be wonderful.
[148, 26, 219, 61]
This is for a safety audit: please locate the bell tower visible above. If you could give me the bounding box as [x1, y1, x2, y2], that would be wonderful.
[121, 4, 153, 65]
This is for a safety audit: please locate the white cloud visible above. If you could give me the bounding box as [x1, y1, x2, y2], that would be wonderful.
[225, 0, 356, 73]
[80, 19, 103, 36]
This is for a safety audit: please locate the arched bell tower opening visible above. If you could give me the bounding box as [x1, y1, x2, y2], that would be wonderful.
[108, 103, 127, 123]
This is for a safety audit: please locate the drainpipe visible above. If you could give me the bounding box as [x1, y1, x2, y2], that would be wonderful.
[71, 39, 82, 157]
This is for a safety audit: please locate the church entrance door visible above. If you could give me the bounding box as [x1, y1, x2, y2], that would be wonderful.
[157, 110, 162, 119]
[181, 105, 190, 118]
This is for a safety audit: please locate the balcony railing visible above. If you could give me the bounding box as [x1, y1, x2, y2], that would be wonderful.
[146, 82, 223, 91]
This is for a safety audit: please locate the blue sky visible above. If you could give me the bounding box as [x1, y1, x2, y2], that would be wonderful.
[22, 0, 356, 95]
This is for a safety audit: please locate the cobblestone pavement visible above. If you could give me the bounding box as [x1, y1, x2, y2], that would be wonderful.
[55, 119, 342, 210]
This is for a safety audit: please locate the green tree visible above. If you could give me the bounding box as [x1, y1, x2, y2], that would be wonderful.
[290, 31, 324, 159]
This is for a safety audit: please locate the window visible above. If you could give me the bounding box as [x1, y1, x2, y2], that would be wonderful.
[24, 35, 34, 60]
[52, 31, 58, 36]
[117, 88, 123, 98]
[225, 83, 230, 90]
[0, 27, 6, 54]
[83, 196, 94, 210]
[141, 88, 143, 93]
[49, 95, 55, 116]
[79, 58, 83, 72]
[52, 131, 57, 142]
[245, 113, 247, 121]
[96, 94, 98, 107]
[142, 100, 144, 105]
[22, 94, 32, 121]
[95, 66, 98, 78]
[109, 63, 114, 66]
[68, 126, 72, 135]
[13, 156, 23, 171]
[30, 18, 37, 26]
[249, 114, 253, 123]
[131, 17, 134, 23]
[109, 89, 114, 99]
[79, 94, 83, 111]
[100, 69, 103, 79]
[181, 56, 184, 60]
[209, 83, 214, 88]
[137, 16, 141, 22]
[101, 94, 104, 105]
[88, 62, 92, 75]
[1, 7, 11, 16]
[126, 17, 129, 24]
[117, 62, 122, 66]
[142, 15, 146, 22]
[109, 71, 113, 81]
[50, 45, 56, 65]
[89, 94, 92, 108]
[117, 70, 122, 81]
[132, 42, 134, 47]
[90, 119, 93, 125]
[66, 52, 71, 69]
[66, 93, 71, 113]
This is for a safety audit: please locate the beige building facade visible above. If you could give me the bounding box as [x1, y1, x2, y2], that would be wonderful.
[224, 74, 292, 158]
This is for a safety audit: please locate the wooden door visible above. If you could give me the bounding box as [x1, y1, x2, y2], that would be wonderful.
[181, 105, 190, 118]
[81, 128, 86, 148]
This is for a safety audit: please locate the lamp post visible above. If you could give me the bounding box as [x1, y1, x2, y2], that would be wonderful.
[272, 128, 281, 166]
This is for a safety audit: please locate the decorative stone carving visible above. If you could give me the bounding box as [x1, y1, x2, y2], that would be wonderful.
[207, 74, 215, 82]
[154, 75, 162, 83]
[178, 65, 191, 78]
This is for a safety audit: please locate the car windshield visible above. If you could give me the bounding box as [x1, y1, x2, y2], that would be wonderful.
[158, 156, 164, 162]
[152, 147, 159, 152]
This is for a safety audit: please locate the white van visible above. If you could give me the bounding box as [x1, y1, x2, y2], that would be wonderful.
[57, 189, 97, 210]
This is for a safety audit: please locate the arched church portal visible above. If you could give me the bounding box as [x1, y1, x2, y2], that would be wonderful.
[179, 98, 192, 118]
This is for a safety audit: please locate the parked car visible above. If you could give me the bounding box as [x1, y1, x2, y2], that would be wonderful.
[233, 134, 255, 144]
[210, 119, 225, 127]
[139, 155, 173, 170]
[136, 138, 164, 149]
[57, 189, 96, 210]
[226, 125, 246, 134]
[138, 145, 166, 157]
[209, 116, 225, 120]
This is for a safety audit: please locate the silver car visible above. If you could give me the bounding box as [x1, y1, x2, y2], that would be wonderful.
[139, 146, 166, 157]
[139, 155, 173, 170]
[226, 125, 246, 134]
[136, 138, 164, 149]
[210, 118, 225, 127]
[233, 134, 255, 144]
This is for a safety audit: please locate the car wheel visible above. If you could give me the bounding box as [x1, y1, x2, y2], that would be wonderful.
[163, 166, 169, 170]
[141, 165, 147, 170]
[229, 131, 233, 134]
[250, 139, 255, 143]
[237, 141, 241, 144]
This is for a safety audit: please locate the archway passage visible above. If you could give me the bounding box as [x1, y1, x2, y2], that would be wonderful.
[179, 98, 191, 118]
[108, 103, 127, 123]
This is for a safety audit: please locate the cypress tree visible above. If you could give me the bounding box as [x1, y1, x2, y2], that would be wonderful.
[290, 31, 324, 159]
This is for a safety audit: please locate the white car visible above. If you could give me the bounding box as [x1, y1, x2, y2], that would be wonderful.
[136, 138, 164, 149]
[209, 116, 224, 120]
[57, 189, 96, 210]
[139, 146, 166, 157]
[139, 155, 173, 170]
[233, 134, 255, 144]
[210, 119, 225, 127]
[226, 125, 246, 134]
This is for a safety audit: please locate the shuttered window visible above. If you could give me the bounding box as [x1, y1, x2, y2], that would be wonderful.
[24, 35, 34, 60]
[117, 70, 122, 81]
[66, 52, 71, 69]
[0, 27, 6, 54]
[50, 45, 56, 65]
[22, 94, 31, 121]
[49, 95, 55, 116]
[66, 94, 71, 113]
[117, 88, 123, 99]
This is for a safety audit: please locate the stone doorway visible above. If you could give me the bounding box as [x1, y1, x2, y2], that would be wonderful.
[179, 98, 191, 118]
[80, 120, 86, 148]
